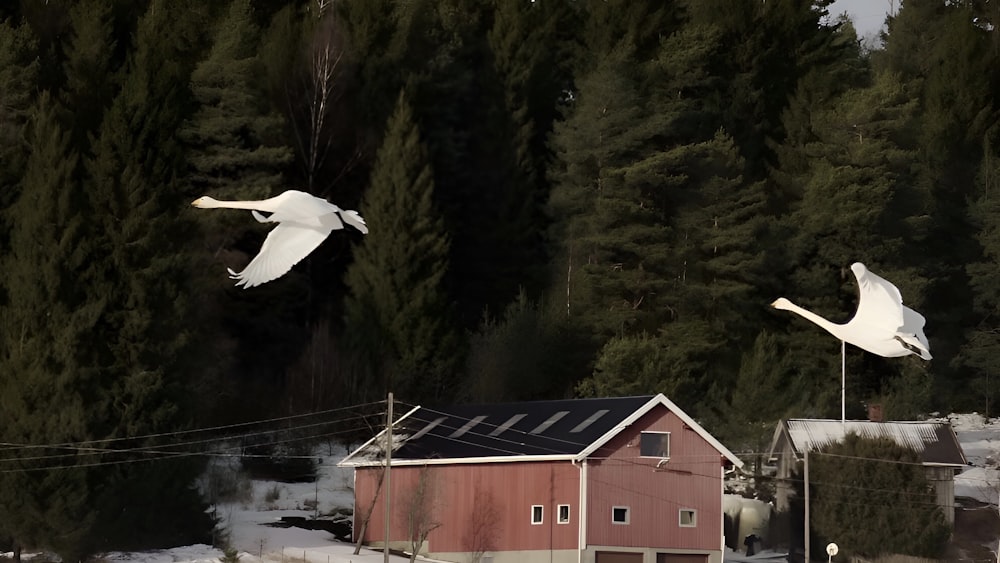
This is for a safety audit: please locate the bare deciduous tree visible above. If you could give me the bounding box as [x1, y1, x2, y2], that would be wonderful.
[402, 465, 443, 563]
[464, 483, 501, 563]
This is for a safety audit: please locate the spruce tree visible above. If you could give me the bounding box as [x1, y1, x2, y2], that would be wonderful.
[810, 434, 949, 559]
[343, 92, 459, 404]
[0, 92, 97, 562]
[79, 0, 215, 551]
[548, 44, 670, 339]
[774, 69, 931, 417]
[60, 0, 119, 148]
[0, 19, 39, 244]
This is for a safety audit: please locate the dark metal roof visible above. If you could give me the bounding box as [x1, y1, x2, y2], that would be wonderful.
[352, 395, 656, 462]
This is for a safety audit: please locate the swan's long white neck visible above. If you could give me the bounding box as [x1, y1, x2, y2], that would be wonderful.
[198, 198, 275, 211]
[774, 299, 846, 340]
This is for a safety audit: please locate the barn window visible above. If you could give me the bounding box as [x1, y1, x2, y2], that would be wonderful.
[612, 506, 630, 524]
[531, 505, 544, 525]
[679, 509, 696, 527]
[557, 504, 570, 524]
[639, 431, 670, 458]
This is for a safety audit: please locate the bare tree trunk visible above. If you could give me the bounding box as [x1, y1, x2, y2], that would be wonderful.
[286, 10, 343, 193]
[405, 466, 442, 563]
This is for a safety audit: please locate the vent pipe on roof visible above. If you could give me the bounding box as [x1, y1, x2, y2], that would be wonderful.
[867, 403, 884, 423]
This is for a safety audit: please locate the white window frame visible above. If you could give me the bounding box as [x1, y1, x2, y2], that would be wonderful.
[531, 504, 544, 525]
[679, 508, 697, 527]
[557, 504, 571, 524]
[611, 505, 630, 525]
[639, 431, 670, 459]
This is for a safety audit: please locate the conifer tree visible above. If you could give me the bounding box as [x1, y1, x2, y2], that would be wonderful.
[774, 70, 931, 415]
[0, 91, 98, 562]
[0, 20, 39, 243]
[548, 45, 670, 339]
[182, 0, 294, 235]
[481, 0, 569, 300]
[181, 0, 292, 199]
[810, 434, 949, 559]
[61, 0, 119, 147]
[78, 0, 215, 551]
[343, 92, 459, 404]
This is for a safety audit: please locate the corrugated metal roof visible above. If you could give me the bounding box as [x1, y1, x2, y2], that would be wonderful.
[783, 419, 967, 466]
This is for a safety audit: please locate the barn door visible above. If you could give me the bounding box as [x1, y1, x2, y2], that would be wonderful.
[595, 551, 644, 563]
[655, 553, 708, 563]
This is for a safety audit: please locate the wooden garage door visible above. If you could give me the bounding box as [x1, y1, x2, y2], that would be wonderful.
[655, 553, 708, 563]
[595, 551, 643, 563]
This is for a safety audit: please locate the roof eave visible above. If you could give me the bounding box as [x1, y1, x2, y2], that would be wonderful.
[340, 453, 577, 468]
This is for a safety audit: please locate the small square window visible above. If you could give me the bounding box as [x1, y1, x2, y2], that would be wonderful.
[612, 506, 630, 524]
[640, 431, 670, 458]
[557, 504, 570, 524]
[679, 509, 696, 527]
[531, 505, 544, 525]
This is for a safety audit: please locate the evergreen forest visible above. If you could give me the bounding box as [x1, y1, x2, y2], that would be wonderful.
[1, 0, 999, 556]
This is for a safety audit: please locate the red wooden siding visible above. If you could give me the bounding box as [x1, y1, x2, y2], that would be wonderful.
[586, 405, 723, 550]
[356, 461, 581, 553]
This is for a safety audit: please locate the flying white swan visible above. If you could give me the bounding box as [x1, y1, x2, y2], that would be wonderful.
[771, 262, 931, 360]
[192, 190, 368, 288]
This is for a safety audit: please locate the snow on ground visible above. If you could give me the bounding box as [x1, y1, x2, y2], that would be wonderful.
[102, 445, 433, 563]
[935, 412, 1000, 504]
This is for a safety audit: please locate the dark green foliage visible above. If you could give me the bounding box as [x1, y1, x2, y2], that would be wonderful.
[182, 0, 292, 200]
[0, 91, 97, 563]
[75, 0, 216, 553]
[343, 92, 459, 404]
[809, 434, 950, 559]
[465, 291, 591, 402]
[61, 0, 119, 145]
[0, 19, 39, 239]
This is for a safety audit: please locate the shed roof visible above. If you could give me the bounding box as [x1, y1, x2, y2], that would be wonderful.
[769, 419, 967, 467]
[339, 394, 743, 468]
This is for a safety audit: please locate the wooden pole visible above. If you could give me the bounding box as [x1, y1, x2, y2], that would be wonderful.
[804, 449, 810, 563]
[384, 392, 393, 563]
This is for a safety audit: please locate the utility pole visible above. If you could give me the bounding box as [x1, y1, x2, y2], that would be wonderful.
[804, 449, 810, 563]
[384, 392, 393, 563]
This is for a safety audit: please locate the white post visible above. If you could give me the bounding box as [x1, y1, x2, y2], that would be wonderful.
[841, 341, 846, 424]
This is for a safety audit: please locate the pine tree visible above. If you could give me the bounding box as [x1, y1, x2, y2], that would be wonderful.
[0, 19, 39, 246]
[773, 69, 931, 416]
[60, 0, 119, 147]
[78, 0, 215, 551]
[182, 0, 294, 243]
[548, 44, 670, 339]
[343, 92, 459, 404]
[810, 434, 949, 559]
[0, 92, 98, 562]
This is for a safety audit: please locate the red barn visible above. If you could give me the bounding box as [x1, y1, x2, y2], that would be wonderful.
[339, 394, 743, 563]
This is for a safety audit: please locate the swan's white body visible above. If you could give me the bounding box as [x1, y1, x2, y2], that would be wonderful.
[771, 262, 931, 360]
[192, 190, 368, 288]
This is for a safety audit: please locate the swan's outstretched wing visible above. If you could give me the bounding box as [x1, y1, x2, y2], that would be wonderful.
[899, 305, 932, 360]
[228, 223, 332, 288]
[338, 209, 368, 234]
[850, 262, 905, 330]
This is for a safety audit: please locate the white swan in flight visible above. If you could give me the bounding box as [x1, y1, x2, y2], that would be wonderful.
[771, 262, 931, 360]
[192, 190, 368, 288]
